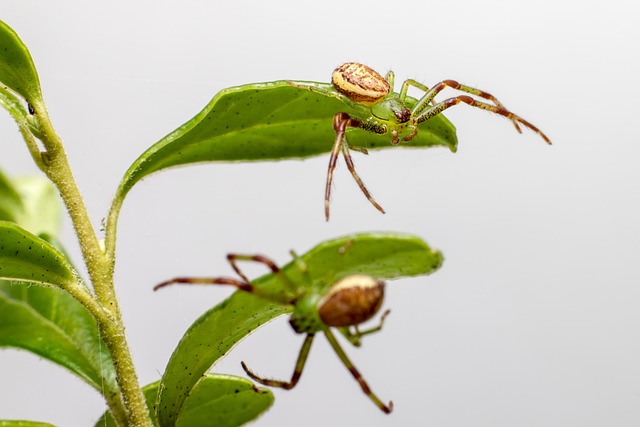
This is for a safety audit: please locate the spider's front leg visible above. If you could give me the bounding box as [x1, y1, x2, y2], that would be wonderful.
[411, 80, 551, 144]
[414, 94, 551, 144]
[153, 253, 295, 304]
[325, 112, 386, 221]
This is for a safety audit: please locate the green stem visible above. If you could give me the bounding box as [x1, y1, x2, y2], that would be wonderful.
[32, 101, 152, 427]
[63, 283, 128, 425]
[105, 188, 124, 272]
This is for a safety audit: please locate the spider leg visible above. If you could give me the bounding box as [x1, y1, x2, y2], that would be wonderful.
[384, 70, 395, 90]
[325, 113, 348, 221]
[154, 254, 295, 304]
[289, 250, 313, 288]
[153, 276, 292, 304]
[413, 80, 538, 135]
[341, 137, 385, 216]
[340, 309, 391, 347]
[326, 113, 385, 221]
[414, 94, 551, 144]
[153, 276, 254, 293]
[226, 253, 297, 294]
[241, 333, 315, 390]
[286, 81, 363, 110]
[399, 79, 431, 102]
[324, 329, 393, 414]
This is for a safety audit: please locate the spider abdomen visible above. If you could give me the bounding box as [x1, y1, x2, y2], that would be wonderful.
[332, 62, 390, 106]
[317, 275, 385, 327]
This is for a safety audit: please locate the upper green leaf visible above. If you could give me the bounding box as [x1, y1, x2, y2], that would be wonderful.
[156, 232, 443, 426]
[0, 20, 42, 105]
[96, 374, 273, 427]
[116, 81, 457, 201]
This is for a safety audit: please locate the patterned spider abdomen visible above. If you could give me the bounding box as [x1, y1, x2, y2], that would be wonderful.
[317, 274, 385, 327]
[332, 62, 390, 105]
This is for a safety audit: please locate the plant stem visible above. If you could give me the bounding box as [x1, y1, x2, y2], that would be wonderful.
[33, 101, 152, 427]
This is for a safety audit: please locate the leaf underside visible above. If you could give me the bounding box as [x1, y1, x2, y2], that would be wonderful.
[117, 81, 457, 201]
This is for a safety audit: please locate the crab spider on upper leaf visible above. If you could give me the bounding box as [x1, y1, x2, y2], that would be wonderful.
[289, 62, 551, 220]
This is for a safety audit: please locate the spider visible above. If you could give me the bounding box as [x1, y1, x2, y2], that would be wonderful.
[154, 251, 394, 413]
[289, 62, 551, 220]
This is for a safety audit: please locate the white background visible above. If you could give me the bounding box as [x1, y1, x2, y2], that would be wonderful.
[1, 1, 639, 426]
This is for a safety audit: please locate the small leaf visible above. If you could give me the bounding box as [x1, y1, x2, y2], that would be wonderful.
[0, 221, 75, 288]
[0, 421, 58, 427]
[11, 176, 61, 238]
[0, 282, 119, 398]
[157, 232, 442, 426]
[0, 170, 61, 238]
[116, 81, 457, 202]
[0, 20, 43, 105]
[95, 375, 273, 427]
[177, 374, 273, 426]
[0, 84, 29, 122]
[0, 169, 25, 223]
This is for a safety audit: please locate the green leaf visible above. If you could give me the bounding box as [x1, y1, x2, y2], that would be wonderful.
[176, 374, 273, 426]
[0, 220, 121, 415]
[0, 282, 119, 398]
[0, 170, 61, 238]
[0, 84, 28, 122]
[116, 81, 457, 202]
[11, 176, 61, 238]
[157, 294, 287, 427]
[0, 20, 42, 105]
[0, 169, 25, 223]
[96, 374, 273, 427]
[0, 85, 42, 165]
[0, 221, 75, 288]
[157, 232, 442, 426]
[0, 421, 57, 427]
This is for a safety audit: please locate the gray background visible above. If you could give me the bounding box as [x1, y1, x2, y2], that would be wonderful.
[1, 1, 639, 426]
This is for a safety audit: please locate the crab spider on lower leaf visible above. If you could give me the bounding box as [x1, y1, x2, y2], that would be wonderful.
[154, 252, 395, 413]
[288, 62, 552, 221]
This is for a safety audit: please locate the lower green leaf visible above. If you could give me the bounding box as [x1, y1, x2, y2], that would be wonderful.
[95, 374, 273, 427]
[157, 293, 288, 427]
[0, 282, 119, 401]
